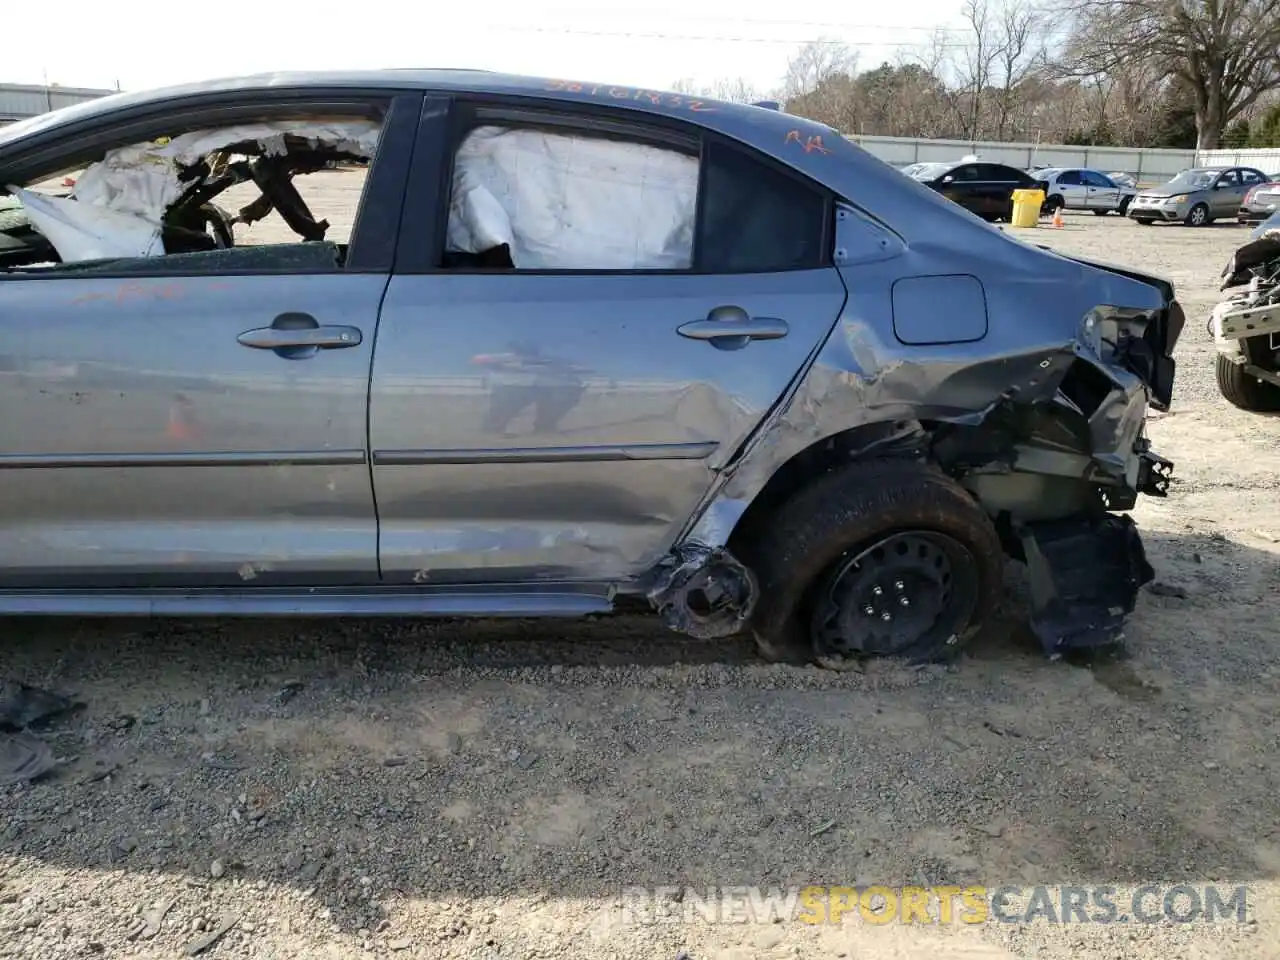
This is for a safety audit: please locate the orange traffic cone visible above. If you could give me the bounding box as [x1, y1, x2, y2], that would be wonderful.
[1051, 208, 1065, 229]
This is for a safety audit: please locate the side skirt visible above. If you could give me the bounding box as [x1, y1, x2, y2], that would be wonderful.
[0, 583, 616, 618]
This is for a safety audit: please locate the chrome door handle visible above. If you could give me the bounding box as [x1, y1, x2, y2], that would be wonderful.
[677, 306, 789, 348]
[237, 312, 362, 360]
[237, 326, 362, 349]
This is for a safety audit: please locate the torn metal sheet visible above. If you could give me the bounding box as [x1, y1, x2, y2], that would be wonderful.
[1019, 513, 1154, 655]
[0, 731, 56, 784]
[645, 544, 758, 640]
[0, 679, 77, 729]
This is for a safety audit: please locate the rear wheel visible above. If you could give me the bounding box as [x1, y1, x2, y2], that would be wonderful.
[746, 459, 1004, 669]
[1216, 353, 1280, 412]
[1118, 196, 1132, 215]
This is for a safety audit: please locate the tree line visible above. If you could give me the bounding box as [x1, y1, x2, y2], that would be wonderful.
[672, 0, 1280, 150]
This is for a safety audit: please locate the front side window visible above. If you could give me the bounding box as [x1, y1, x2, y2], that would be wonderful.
[1, 110, 385, 278]
[441, 117, 828, 274]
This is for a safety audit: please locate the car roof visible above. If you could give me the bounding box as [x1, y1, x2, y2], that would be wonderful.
[0, 67, 1099, 262]
[0, 69, 778, 149]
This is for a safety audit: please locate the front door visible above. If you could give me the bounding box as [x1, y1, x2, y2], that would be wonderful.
[0, 94, 418, 589]
[1211, 169, 1243, 216]
[369, 101, 848, 584]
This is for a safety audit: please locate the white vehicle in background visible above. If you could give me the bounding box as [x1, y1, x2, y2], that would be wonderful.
[1031, 167, 1138, 216]
[1108, 171, 1138, 190]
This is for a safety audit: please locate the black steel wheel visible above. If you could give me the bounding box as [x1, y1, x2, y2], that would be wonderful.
[743, 458, 1003, 668]
[809, 531, 980, 661]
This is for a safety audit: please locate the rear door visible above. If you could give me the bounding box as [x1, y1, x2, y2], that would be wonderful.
[368, 97, 847, 583]
[1082, 170, 1120, 209]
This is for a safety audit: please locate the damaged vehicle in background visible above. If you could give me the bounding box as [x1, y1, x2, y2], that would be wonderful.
[1210, 211, 1280, 411]
[0, 70, 1182, 668]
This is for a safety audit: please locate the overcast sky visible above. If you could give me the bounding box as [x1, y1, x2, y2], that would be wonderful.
[9, 0, 971, 94]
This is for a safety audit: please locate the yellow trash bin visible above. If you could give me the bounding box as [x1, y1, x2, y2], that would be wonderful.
[1010, 188, 1046, 228]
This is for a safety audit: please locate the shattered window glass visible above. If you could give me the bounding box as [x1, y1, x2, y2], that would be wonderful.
[2, 116, 382, 275]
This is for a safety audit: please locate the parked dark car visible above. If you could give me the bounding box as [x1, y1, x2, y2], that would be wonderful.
[0, 70, 1182, 667]
[905, 160, 1039, 222]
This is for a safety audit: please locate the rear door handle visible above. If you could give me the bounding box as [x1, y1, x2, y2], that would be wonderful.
[237, 326, 362, 349]
[677, 306, 789, 348]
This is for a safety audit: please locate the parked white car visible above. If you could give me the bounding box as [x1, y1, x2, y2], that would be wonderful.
[1031, 167, 1138, 216]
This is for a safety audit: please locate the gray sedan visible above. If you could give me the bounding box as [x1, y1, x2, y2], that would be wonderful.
[1129, 165, 1271, 226]
[0, 69, 1183, 666]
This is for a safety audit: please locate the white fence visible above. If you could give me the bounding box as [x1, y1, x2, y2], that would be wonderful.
[844, 134, 1196, 185]
[1196, 147, 1280, 176]
[843, 133, 1280, 185]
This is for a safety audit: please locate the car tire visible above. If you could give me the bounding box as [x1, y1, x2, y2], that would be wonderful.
[1215, 353, 1280, 412]
[746, 458, 1003, 669]
[1042, 194, 1064, 215]
[1092, 209, 1109, 216]
[1185, 203, 1210, 226]
[1118, 197, 1132, 215]
[1133, 218, 1153, 225]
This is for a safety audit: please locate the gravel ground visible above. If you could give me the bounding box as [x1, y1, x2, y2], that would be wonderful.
[3, 188, 1280, 960]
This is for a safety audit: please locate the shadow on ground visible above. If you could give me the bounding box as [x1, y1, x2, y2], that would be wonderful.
[2, 529, 1278, 936]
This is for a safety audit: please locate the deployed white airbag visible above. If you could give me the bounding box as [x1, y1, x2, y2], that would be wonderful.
[5, 186, 164, 261]
[446, 125, 699, 270]
[14, 119, 382, 264]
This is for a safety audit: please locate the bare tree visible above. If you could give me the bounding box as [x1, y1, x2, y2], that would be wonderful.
[781, 39, 859, 100]
[1060, 0, 1280, 148]
[669, 77, 767, 103]
[990, 0, 1047, 139]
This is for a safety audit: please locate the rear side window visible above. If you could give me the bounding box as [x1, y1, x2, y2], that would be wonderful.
[1242, 169, 1267, 185]
[698, 139, 827, 273]
[440, 116, 829, 275]
[1057, 170, 1081, 185]
[977, 164, 1019, 182]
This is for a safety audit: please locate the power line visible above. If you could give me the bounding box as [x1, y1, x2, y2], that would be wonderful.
[485, 23, 1074, 49]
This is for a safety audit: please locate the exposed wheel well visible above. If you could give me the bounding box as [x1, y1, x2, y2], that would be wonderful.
[726, 420, 929, 562]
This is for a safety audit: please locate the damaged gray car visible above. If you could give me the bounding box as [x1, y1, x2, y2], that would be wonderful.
[0, 70, 1182, 667]
[1211, 211, 1280, 412]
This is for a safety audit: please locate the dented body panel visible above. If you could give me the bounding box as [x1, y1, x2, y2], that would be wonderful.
[0, 70, 1182, 654]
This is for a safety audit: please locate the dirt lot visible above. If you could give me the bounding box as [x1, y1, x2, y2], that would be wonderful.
[3, 193, 1280, 960]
